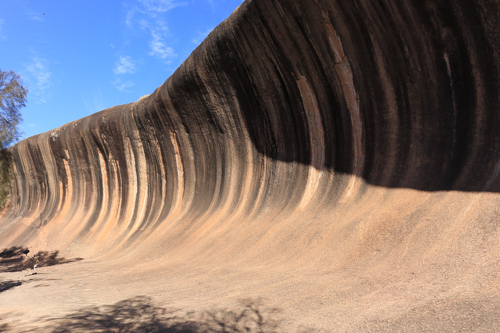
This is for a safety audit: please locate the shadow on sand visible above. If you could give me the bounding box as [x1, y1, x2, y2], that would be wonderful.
[27, 296, 282, 333]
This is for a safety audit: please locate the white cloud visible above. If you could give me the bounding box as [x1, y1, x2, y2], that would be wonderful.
[206, 0, 215, 13]
[114, 56, 136, 75]
[139, 19, 150, 30]
[122, 0, 184, 63]
[27, 11, 44, 22]
[113, 78, 134, 92]
[25, 57, 52, 104]
[149, 27, 176, 60]
[125, 6, 138, 28]
[139, 0, 186, 13]
[0, 19, 5, 41]
[112, 55, 136, 91]
[191, 27, 214, 45]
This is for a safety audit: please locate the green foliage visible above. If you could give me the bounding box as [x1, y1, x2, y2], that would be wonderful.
[0, 70, 27, 149]
[0, 69, 27, 210]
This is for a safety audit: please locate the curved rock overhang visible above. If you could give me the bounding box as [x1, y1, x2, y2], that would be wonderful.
[1, 0, 500, 318]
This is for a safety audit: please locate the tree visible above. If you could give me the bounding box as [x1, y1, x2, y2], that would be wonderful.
[0, 70, 27, 149]
[0, 70, 27, 209]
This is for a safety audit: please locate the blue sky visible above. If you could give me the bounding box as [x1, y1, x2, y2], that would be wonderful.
[0, 0, 243, 140]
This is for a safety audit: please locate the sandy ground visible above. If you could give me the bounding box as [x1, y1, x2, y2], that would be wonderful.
[1, 244, 499, 332]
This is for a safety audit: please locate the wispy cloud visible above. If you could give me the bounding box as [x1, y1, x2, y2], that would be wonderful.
[139, 0, 186, 14]
[83, 85, 107, 114]
[27, 11, 44, 22]
[125, 0, 185, 28]
[139, 18, 150, 30]
[114, 56, 136, 75]
[113, 78, 135, 92]
[149, 26, 176, 61]
[0, 19, 5, 41]
[112, 55, 136, 91]
[191, 27, 214, 45]
[206, 0, 215, 13]
[123, 0, 184, 63]
[125, 6, 138, 29]
[25, 57, 52, 104]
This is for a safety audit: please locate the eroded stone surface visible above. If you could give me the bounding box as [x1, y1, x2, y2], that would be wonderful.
[1, 0, 500, 331]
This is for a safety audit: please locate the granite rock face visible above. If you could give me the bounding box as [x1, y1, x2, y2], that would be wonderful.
[1, 0, 500, 329]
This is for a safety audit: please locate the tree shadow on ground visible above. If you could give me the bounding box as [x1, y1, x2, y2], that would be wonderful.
[34, 296, 281, 333]
[0, 246, 83, 273]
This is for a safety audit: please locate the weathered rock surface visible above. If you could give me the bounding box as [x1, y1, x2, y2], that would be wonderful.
[1, 0, 500, 331]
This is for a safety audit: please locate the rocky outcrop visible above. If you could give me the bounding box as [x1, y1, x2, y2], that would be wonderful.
[1, 0, 500, 329]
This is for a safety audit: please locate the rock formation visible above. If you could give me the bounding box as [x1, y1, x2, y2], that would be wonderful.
[1, 0, 500, 330]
